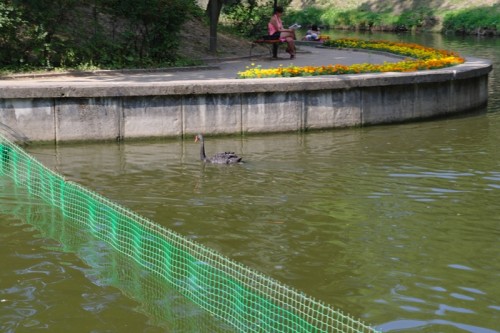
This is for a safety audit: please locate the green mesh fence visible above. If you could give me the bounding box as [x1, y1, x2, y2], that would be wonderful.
[0, 134, 380, 333]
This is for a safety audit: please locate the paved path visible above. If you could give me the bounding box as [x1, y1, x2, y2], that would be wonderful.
[0, 45, 402, 86]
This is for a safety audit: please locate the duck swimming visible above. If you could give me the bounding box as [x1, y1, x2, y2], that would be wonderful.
[194, 134, 243, 164]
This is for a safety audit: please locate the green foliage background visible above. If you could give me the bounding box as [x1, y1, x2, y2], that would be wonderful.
[443, 5, 500, 34]
[219, 0, 498, 38]
[0, 0, 199, 70]
[0, 0, 498, 71]
[283, 0, 499, 34]
[221, 0, 291, 37]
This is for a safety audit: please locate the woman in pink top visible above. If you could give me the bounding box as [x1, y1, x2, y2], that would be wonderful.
[268, 6, 296, 59]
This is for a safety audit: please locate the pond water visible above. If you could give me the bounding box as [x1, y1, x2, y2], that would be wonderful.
[2, 31, 499, 332]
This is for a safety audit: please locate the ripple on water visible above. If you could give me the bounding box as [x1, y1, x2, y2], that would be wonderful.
[18, 75, 500, 333]
[379, 319, 500, 333]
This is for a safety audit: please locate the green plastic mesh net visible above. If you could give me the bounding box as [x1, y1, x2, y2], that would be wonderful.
[0, 135, 380, 333]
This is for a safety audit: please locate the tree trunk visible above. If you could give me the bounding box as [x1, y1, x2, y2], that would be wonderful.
[207, 0, 223, 54]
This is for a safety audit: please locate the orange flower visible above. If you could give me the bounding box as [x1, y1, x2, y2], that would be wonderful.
[236, 39, 464, 79]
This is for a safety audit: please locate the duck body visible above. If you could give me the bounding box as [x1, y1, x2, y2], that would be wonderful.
[195, 134, 243, 164]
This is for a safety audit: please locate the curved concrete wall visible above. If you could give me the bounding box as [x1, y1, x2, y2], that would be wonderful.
[0, 57, 492, 143]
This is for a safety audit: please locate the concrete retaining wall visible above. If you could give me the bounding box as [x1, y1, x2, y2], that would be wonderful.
[0, 57, 492, 143]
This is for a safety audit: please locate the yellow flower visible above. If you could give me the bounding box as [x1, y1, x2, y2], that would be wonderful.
[236, 39, 464, 79]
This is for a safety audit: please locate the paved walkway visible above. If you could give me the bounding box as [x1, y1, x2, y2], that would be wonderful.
[0, 44, 402, 86]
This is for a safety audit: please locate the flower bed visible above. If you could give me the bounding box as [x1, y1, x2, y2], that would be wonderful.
[237, 38, 465, 79]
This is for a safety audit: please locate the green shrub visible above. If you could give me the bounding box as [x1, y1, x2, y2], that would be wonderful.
[443, 5, 500, 33]
[281, 3, 496, 34]
[221, 0, 292, 38]
[0, 0, 198, 70]
[286, 6, 325, 28]
[0, 2, 25, 66]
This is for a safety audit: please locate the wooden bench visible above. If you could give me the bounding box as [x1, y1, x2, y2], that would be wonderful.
[250, 38, 286, 58]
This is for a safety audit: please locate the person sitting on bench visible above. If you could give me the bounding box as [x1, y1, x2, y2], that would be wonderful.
[267, 6, 296, 59]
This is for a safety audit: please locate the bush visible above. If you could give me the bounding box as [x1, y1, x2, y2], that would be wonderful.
[443, 5, 500, 34]
[0, 0, 199, 70]
[286, 6, 325, 28]
[0, 2, 25, 66]
[395, 8, 435, 31]
[221, 0, 291, 38]
[281, 4, 496, 34]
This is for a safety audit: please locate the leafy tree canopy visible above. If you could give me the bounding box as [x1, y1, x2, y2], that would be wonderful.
[0, 0, 198, 69]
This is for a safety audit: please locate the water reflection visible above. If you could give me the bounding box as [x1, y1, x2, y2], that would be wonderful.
[0, 179, 232, 332]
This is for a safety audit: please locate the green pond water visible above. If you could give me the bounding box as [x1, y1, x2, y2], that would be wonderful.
[1, 31, 499, 332]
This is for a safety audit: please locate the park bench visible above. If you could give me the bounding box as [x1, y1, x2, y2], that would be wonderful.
[250, 35, 330, 58]
[250, 38, 286, 58]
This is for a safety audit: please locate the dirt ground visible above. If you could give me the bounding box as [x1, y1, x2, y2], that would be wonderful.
[177, 19, 262, 61]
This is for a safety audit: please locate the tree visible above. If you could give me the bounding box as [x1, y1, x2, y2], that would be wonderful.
[205, 0, 279, 53]
[206, 0, 254, 53]
[207, 0, 224, 53]
[101, 0, 191, 62]
[1, 0, 198, 68]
